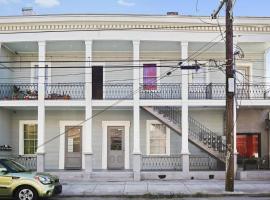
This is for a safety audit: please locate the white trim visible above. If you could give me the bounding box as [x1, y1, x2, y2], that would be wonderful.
[19, 120, 38, 155]
[101, 121, 130, 169]
[59, 121, 84, 170]
[236, 62, 253, 83]
[146, 120, 170, 156]
[31, 62, 51, 84]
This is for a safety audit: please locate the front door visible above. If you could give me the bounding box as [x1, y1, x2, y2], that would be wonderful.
[107, 126, 125, 170]
[65, 126, 82, 169]
[92, 66, 103, 99]
[237, 133, 260, 159]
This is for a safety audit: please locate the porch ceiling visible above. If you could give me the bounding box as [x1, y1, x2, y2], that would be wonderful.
[4, 42, 38, 53]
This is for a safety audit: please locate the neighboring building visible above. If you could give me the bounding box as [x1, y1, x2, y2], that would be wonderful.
[0, 11, 270, 180]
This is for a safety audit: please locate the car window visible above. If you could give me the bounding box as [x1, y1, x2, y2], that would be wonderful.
[0, 163, 7, 175]
[1, 160, 27, 173]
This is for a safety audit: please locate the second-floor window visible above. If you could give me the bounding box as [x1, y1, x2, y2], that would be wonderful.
[143, 64, 157, 90]
[31, 63, 50, 84]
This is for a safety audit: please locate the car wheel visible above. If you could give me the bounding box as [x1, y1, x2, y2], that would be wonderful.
[14, 186, 38, 200]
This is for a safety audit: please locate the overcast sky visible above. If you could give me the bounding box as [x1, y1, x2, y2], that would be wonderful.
[0, 0, 269, 17]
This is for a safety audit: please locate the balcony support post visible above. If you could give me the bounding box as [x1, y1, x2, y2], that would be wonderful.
[181, 41, 190, 175]
[133, 40, 141, 181]
[84, 40, 93, 173]
[264, 47, 270, 168]
[37, 41, 46, 172]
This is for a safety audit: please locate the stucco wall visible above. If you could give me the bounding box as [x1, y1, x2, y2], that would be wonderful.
[0, 108, 11, 157]
[7, 108, 222, 169]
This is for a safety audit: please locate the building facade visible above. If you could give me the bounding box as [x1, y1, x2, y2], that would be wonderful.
[0, 13, 270, 180]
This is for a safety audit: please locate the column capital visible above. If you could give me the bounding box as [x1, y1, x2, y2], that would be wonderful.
[38, 41, 46, 47]
[133, 40, 140, 46]
[181, 41, 189, 47]
[85, 40, 93, 46]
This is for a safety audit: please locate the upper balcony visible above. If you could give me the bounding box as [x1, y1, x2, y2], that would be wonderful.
[0, 40, 269, 106]
[1, 82, 269, 101]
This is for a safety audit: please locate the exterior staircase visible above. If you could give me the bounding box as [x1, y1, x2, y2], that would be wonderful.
[142, 106, 226, 163]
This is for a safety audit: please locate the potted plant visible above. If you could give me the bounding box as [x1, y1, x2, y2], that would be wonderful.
[25, 90, 38, 100]
[63, 94, 71, 100]
[12, 85, 22, 100]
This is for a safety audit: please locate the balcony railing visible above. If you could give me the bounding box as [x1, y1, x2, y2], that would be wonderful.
[45, 83, 85, 100]
[189, 83, 226, 99]
[190, 155, 225, 171]
[189, 83, 270, 100]
[13, 155, 37, 171]
[0, 83, 38, 100]
[236, 84, 269, 99]
[140, 83, 181, 99]
[103, 83, 133, 99]
[141, 155, 182, 171]
[1, 82, 270, 101]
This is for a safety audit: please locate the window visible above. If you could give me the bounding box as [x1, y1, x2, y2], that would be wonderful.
[19, 121, 38, 155]
[147, 120, 170, 155]
[237, 133, 260, 159]
[143, 64, 157, 90]
[23, 124, 38, 155]
[31, 63, 51, 84]
[192, 67, 207, 83]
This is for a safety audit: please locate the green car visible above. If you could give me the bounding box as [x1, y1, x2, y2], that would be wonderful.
[0, 158, 62, 200]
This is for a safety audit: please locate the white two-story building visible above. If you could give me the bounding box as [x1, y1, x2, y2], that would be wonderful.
[0, 11, 270, 181]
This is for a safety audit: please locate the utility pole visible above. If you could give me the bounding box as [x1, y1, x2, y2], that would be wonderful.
[212, 0, 235, 192]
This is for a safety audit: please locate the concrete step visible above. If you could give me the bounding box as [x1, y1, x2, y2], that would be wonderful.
[91, 171, 134, 182]
[50, 171, 134, 182]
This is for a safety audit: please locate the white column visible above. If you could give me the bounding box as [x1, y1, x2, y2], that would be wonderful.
[133, 40, 141, 181]
[181, 41, 190, 174]
[265, 47, 270, 168]
[37, 41, 46, 172]
[84, 40, 93, 172]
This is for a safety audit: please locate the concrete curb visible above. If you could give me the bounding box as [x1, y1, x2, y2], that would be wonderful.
[56, 193, 270, 198]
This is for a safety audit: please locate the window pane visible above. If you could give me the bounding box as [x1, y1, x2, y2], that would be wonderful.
[150, 124, 166, 139]
[24, 124, 38, 155]
[149, 123, 167, 155]
[45, 65, 49, 84]
[143, 64, 157, 90]
[34, 65, 38, 83]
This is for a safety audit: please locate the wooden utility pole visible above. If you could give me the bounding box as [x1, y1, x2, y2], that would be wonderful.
[225, 0, 235, 192]
[212, 0, 235, 192]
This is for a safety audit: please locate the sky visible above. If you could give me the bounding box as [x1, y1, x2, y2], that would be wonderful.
[0, 0, 269, 17]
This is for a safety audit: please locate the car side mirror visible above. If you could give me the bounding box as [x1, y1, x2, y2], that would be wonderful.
[0, 168, 8, 175]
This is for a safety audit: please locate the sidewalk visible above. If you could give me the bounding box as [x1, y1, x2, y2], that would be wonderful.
[59, 180, 270, 197]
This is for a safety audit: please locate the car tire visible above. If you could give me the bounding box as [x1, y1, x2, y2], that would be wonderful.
[14, 186, 38, 200]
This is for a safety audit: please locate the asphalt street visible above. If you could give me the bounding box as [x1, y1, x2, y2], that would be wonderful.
[51, 197, 270, 200]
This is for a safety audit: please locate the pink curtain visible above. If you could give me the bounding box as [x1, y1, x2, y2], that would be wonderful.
[143, 64, 157, 90]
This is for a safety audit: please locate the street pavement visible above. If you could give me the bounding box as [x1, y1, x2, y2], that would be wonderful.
[52, 197, 270, 200]
[57, 180, 270, 197]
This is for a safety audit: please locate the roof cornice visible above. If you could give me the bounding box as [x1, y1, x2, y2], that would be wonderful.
[0, 15, 270, 34]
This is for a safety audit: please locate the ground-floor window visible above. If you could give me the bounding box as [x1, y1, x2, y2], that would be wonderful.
[237, 133, 260, 159]
[19, 121, 38, 155]
[147, 120, 170, 155]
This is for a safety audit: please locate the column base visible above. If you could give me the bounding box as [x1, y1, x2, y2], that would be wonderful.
[181, 153, 190, 175]
[36, 153, 45, 172]
[133, 154, 141, 181]
[84, 153, 93, 173]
